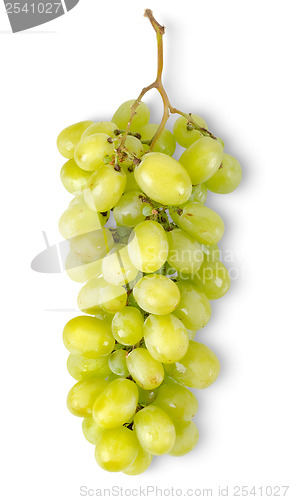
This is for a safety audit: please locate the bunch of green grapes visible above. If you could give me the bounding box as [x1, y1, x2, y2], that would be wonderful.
[57, 10, 241, 476]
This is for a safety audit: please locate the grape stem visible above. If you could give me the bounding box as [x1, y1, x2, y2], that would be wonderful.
[117, 9, 216, 154]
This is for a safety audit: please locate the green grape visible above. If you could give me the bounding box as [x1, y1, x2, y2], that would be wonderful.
[173, 115, 206, 148]
[57, 120, 93, 159]
[126, 348, 164, 390]
[134, 405, 176, 455]
[63, 315, 115, 358]
[165, 340, 220, 389]
[92, 378, 138, 428]
[171, 201, 225, 246]
[60, 159, 92, 194]
[167, 228, 204, 275]
[67, 377, 108, 418]
[65, 251, 103, 283]
[115, 135, 144, 167]
[187, 330, 196, 340]
[82, 417, 104, 445]
[188, 184, 208, 204]
[81, 121, 118, 139]
[74, 133, 115, 171]
[133, 274, 180, 315]
[202, 243, 220, 262]
[84, 165, 126, 212]
[77, 276, 127, 315]
[102, 244, 139, 287]
[134, 152, 192, 206]
[128, 220, 169, 273]
[95, 426, 139, 472]
[112, 100, 150, 132]
[139, 124, 176, 156]
[124, 169, 140, 193]
[174, 280, 211, 330]
[123, 446, 153, 475]
[153, 378, 198, 421]
[70, 228, 114, 264]
[67, 353, 111, 380]
[138, 387, 157, 406]
[59, 202, 102, 240]
[179, 137, 223, 184]
[113, 191, 150, 227]
[169, 421, 199, 457]
[191, 260, 231, 299]
[144, 314, 189, 363]
[111, 306, 143, 346]
[206, 153, 242, 194]
[109, 350, 129, 377]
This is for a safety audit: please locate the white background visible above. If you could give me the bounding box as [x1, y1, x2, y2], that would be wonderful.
[1, 0, 290, 499]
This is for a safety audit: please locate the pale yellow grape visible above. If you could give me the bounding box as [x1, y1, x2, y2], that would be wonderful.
[128, 220, 169, 273]
[134, 405, 176, 455]
[112, 306, 143, 346]
[165, 340, 220, 389]
[113, 191, 150, 227]
[171, 201, 225, 245]
[179, 137, 223, 184]
[112, 100, 150, 132]
[174, 281, 211, 331]
[92, 378, 138, 428]
[57, 120, 93, 159]
[123, 446, 153, 475]
[102, 244, 139, 286]
[153, 378, 198, 421]
[67, 197, 109, 225]
[138, 387, 157, 406]
[202, 243, 220, 262]
[191, 260, 231, 299]
[81, 121, 118, 139]
[60, 159, 92, 194]
[169, 421, 199, 457]
[206, 153, 242, 194]
[126, 348, 164, 390]
[84, 165, 126, 212]
[58, 202, 102, 240]
[109, 350, 129, 377]
[144, 314, 189, 363]
[139, 123, 176, 156]
[173, 115, 207, 148]
[124, 170, 140, 193]
[134, 153, 192, 206]
[74, 133, 114, 171]
[95, 427, 139, 472]
[67, 354, 111, 381]
[115, 135, 144, 167]
[82, 417, 104, 445]
[188, 184, 208, 204]
[70, 228, 114, 264]
[133, 274, 180, 315]
[65, 251, 102, 283]
[63, 315, 115, 358]
[67, 377, 108, 418]
[167, 228, 203, 275]
[77, 276, 127, 315]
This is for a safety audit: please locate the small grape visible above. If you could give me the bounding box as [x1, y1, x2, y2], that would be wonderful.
[174, 281, 211, 331]
[113, 191, 150, 227]
[153, 377, 198, 421]
[167, 228, 204, 275]
[70, 228, 114, 264]
[60, 159, 92, 194]
[84, 165, 126, 212]
[81, 121, 118, 139]
[95, 426, 139, 472]
[143, 314, 189, 363]
[109, 350, 129, 377]
[179, 137, 223, 184]
[67, 377, 108, 418]
[82, 417, 104, 445]
[126, 348, 164, 390]
[123, 446, 153, 475]
[138, 387, 157, 406]
[77, 276, 127, 315]
[112, 100, 150, 132]
[65, 251, 103, 283]
[128, 220, 169, 273]
[188, 184, 208, 204]
[115, 135, 144, 167]
[67, 353, 111, 380]
[134, 405, 176, 455]
[74, 133, 115, 171]
[139, 123, 176, 156]
[191, 260, 231, 299]
[133, 274, 180, 315]
[169, 421, 199, 457]
[102, 244, 139, 287]
[111, 306, 143, 346]
[206, 153, 242, 194]
[57, 120, 93, 159]
[63, 315, 115, 358]
[92, 378, 138, 428]
[58, 202, 102, 240]
[173, 115, 206, 148]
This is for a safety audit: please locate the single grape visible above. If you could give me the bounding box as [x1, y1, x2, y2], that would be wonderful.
[111, 306, 144, 346]
[77, 276, 127, 315]
[82, 417, 104, 445]
[169, 421, 199, 457]
[70, 228, 114, 264]
[134, 405, 176, 455]
[58, 202, 102, 240]
[60, 159, 92, 194]
[92, 378, 138, 428]
[113, 191, 150, 227]
[171, 201, 225, 246]
[74, 133, 115, 171]
[138, 387, 157, 406]
[126, 348, 164, 390]
[95, 426, 139, 472]
[174, 281, 211, 330]
[143, 314, 189, 363]
[115, 135, 144, 167]
[67, 377, 108, 418]
[65, 251, 103, 283]
[124, 170, 140, 193]
[134, 152, 192, 206]
[109, 350, 129, 377]
[67, 353, 111, 380]
[191, 260, 231, 299]
[206, 153, 242, 194]
[81, 121, 118, 139]
[188, 184, 208, 204]
[173, 115, 207, 148]
[102, 244, 139, 287]
[179, 137, 223, 184]
[123, 446, 153, 475]
[63, 315, 115, 358]
[165, 340, 220, 389]
[133, 274, 180, 315]
[112, 100, 150, 132]
[167, 228, 204, 275]
[139, 124, 176, 156]
[128, 220, 169, 273]
[84, 165, 126, 212]
[153, 377, 198, 421]
[57, 120, 93, 159]
[202, 243, 220, 262]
